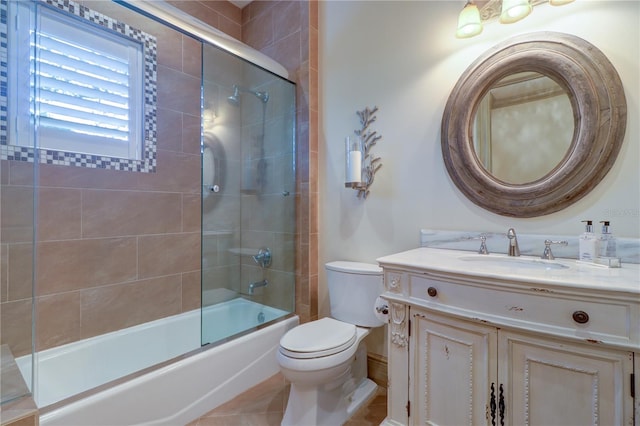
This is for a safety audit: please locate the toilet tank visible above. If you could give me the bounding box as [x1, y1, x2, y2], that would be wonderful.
[326, 261, 385, 327]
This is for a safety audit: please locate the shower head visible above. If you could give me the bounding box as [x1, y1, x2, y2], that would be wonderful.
[227, 84, 269, 106]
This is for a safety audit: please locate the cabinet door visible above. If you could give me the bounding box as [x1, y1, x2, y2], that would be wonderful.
[500, 331, 634, 426]
[412, 311, 497, 426]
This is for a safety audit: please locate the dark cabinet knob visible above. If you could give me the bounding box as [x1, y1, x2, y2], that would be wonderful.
[572, 310, 589, 324]
[427, 287, 438, 297]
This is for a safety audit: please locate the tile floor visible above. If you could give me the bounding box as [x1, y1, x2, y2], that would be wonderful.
[187, 373, 387, 426]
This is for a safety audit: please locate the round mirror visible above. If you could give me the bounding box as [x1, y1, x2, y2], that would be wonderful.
[473, 72, 573, 184]
[442, 32, 627, 217]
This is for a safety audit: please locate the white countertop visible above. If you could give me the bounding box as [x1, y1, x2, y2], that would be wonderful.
[377, 247, 640, 295]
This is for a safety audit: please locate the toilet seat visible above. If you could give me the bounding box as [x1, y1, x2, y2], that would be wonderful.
[279, 318, 356, 359]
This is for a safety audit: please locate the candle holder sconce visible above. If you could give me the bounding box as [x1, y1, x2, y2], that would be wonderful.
[344, 106, 382, 199]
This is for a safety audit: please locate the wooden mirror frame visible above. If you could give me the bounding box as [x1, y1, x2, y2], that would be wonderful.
[441, 32, 627, 218]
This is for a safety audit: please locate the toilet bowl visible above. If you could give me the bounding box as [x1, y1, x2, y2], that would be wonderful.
[277, 261, 385, 426]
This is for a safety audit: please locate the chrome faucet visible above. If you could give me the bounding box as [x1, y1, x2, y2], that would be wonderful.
[507, 228, 520, 257]
[252, 247, 272, 268]
[249, 279, 268, 295]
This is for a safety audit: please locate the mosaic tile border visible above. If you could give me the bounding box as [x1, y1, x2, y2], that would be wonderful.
[0, 0, 158, 172]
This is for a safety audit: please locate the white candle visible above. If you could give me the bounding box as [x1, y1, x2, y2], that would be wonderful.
[347, 151, 362, 183]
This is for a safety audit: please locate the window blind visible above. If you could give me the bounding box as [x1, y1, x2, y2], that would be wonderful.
[33, 5, 143, 159]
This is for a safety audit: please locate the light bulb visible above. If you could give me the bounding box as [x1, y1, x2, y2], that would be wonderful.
[456, 2, 483, 39]
[500, 0, 532, 24]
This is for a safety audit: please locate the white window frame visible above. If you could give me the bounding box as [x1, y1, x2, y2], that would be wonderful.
[1, 0, 157, 172]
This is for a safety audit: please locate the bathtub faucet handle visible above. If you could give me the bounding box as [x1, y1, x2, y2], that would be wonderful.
[252, 247, 272, 268]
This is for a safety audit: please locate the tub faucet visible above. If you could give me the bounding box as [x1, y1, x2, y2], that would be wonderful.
[249, 279, 268, 295]
[252, 247, 272, 269]
[507, 228, 520, 257]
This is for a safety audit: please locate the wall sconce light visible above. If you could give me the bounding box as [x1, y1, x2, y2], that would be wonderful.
[345, 106, 382, 199]
[456, 1, 483, 39]
[456, 0, 574, 38]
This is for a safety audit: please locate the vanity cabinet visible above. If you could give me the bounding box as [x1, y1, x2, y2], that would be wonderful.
[411, 309, 633, 426]
[378, 248, 640, 426]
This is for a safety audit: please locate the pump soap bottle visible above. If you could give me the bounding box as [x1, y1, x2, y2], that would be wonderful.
[599, 221, 617, 258]
[579, 220, 600, 261]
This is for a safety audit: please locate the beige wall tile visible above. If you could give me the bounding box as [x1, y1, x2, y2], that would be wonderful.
[155, 19, 184, 72]
[269, 33, 301, 78]
[183, 194, 202, 233]
[80, 275, 182, 338]
[218, 15, 241, 41]
[82, 190, 182, 238]
[181, 270, 201, 312]
[37, 237, 137, 295]
[157, 108, 184, 153]
[7, 244, 33, 301]
[183, 35, 202, 78]
[37, 187, 82, 241]
[200, 0, 242, 25]
[183, 114, 202, 155]
[138, 232, 201, 279]
[273, 1, 301, 41]
[1, 244, 7, 302]
[1, 186, 34, 244]
[309, 274, 318, 319]
[10, 161, 133, 190]
[36, 292, 81, 351]
[136, 150, 201, 194]
[157, 65, 202, 117]
[243, 8, 273, 51]
[0, 299, 33, 357]
[1, 160, 8, 184]
[169, 1, 219, 29]
[310, 26, 318, 71]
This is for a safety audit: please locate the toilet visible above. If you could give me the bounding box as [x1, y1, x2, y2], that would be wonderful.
[277, 261, 385, 426]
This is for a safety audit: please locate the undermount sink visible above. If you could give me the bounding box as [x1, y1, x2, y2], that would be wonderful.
[458, 255, 570, 270]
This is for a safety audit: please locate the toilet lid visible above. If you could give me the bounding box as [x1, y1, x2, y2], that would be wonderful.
[279, 318, 357, 359]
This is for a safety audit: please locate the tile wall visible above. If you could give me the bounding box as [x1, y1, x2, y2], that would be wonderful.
[0, 0, 317, 359]
[1, 1, 206, 356]
[242, 0, 319, 323]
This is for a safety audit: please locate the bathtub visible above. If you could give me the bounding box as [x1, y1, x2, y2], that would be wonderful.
[17, 297, 297, 425]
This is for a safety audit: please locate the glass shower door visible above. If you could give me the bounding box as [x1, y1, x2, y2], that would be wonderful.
[201, 43, 296, 346]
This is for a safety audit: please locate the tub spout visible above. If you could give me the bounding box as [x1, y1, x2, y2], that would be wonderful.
[249, 279, 268, 295]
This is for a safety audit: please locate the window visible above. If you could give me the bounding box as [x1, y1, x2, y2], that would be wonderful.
[1, 0, 157, 172]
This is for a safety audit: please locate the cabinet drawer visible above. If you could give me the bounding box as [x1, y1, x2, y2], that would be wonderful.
[410, 274, 636, 345]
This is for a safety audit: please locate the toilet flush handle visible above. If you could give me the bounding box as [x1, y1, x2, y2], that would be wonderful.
[376, 304, 389, 315]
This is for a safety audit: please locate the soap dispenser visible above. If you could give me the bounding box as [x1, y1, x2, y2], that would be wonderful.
[599, 221, 617, 258]
[579, 220, 600, 261]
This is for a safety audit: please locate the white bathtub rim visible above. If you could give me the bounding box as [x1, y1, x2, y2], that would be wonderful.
[22, 298, 288, 408]
[39, 315, 299, 426]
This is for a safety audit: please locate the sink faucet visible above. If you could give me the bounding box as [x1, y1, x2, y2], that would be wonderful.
[507, 228, 520, 257]
[249, 279, 268, 295]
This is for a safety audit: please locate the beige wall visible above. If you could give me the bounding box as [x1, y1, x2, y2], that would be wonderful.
[319, 1, 640, 356]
